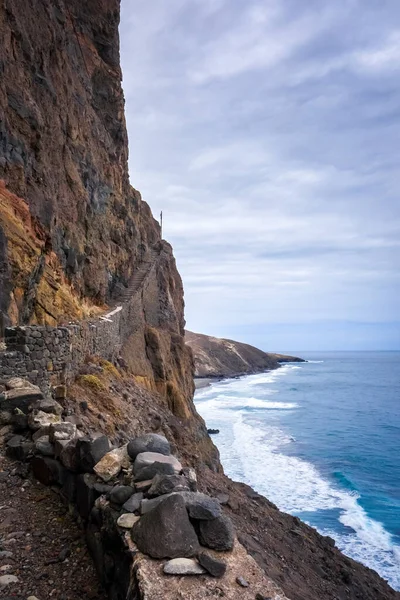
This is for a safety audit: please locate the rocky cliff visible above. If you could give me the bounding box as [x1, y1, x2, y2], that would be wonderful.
[0, 3, 399, 600]
[185, 330, 304, 379]
[0, 0, 198, 433]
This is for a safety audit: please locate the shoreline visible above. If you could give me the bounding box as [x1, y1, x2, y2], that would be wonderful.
[194, 364, 400, 595]
[193, 360, 305, 390]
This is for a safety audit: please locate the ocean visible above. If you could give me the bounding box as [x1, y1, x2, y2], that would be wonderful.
[194, 351, 400, 591]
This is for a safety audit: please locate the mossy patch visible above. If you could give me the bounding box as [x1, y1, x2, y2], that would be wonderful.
[77, 374, 106, 391]
[99, 359, 121, 378]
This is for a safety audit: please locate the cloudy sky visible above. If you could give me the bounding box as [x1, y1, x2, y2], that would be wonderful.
[119, 0, 400, 351]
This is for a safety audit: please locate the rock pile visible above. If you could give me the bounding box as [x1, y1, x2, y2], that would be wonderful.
[0, 377, 236, 591]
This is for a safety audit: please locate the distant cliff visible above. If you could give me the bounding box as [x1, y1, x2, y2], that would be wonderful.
[185, 330, 304, 378]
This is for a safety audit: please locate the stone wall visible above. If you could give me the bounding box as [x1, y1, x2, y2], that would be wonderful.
[0, 257, 158, 391]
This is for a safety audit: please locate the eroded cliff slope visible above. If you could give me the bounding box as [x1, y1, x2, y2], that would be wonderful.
[0, 0, 198, 427]
[185, 330, 304, 378]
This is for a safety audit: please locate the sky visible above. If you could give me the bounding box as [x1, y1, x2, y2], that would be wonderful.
[119, 0, 400, 352]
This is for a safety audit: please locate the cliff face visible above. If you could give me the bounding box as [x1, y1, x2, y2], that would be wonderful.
[0, 0, 159, 324]
[185, 330, 304, 378]
[0, 0, 197, 432]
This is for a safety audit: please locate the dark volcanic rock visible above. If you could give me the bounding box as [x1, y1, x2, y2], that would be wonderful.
[198, 514, 235, 551]
[0, 386, 43, 413]
[198, 552, 227, 578]
[134, 461, 177, 482]
[6, 435, 33, 461]
[122, 492, 143, 513]
[77, 433, 110, 472]
[31, 456, 66, 486]
[127, 433, 170, 460]
[178, 492, 222, 520]
[147, 473, 190, 497]
[110, 485, 135, 505]
[131, 494, 199, 559]
[76, 473, 105, 520]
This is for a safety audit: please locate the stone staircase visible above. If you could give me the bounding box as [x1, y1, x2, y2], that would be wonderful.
[117, 247, 159, 305]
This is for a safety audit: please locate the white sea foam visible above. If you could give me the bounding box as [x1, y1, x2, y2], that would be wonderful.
[226, 415, 400, 590]
[199, 394, 298, 411]
[194, 365, 400, 589]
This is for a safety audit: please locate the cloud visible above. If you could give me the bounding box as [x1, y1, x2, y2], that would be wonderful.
[120, 0, 400, 350]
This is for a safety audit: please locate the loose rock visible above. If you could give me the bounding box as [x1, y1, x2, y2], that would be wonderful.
[147, 473, 190, 497]
[127, 433, 170, 460]
[122, 492, 143, 513]
[28, 410, 61, 431]
[49, 421, 77, 442]
[199, 514, 235, 551]
[236, 576, 249, 587]
[34, 436, 54, 457]
[134, 460, 177, 482]
[94, 444, 130, 482]
[77, 433, 110, 472]
[163, 557, 206, 576]
[198, 552, 227, 577]
[132, 494, 199, 559]
[117, 513, 140, 529]
[29, 398, 63, 415]
[177, 492, 222, 520]
[0, 573, 19, 588]
[133, 452, 181, 478]
[110, 485, 135, 505]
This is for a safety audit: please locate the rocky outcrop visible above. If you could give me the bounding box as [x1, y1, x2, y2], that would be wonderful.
[0, 379, 289, 600]
[0, 0, 159, 320]
[185, 330, 304, 379]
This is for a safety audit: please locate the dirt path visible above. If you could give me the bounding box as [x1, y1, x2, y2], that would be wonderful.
[0, 445, 106, 600]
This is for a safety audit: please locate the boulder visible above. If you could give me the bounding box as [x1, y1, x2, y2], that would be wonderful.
[29, 398, 63, 415]
[147, 473, 190, 497]
[5, 377, 35, 390]
[34, 436, 54, 457]
[49, 421, 77, 442]
[163, 558, 206, 575]
[198, 514, 235, 551]
[198, 552, 227, 577]
[177, 492, 221, 520]
[28, 410, 61, 431]
[77, 433, 110, 472]
[31, 456, 66, 486]
[1, 386, 43, 413]
[134, 461, 177, 482]
[94, 445, 130, 482]
[110, 485, 135, 505]
[141, 492, 221, 520]
[131, 494, 199, 559]
[133, 452, 181, 479]
[6, 435, 33, 461]
[122, 492, 143, 513]
[127, 433, 170, 460]
[117, 514, 140, 529]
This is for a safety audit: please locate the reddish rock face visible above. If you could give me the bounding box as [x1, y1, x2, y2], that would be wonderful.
[0, 0, 197, 425]
[0, 0, 159, 318]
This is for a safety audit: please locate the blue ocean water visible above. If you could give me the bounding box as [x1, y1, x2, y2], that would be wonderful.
[194, 352, 400, 590]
